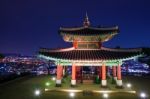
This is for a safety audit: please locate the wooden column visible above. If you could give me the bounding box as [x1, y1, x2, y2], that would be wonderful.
[102, 64, 106, 80]
[117, 65, 121, 80]
[113, 66, 117, 81]
[71, 64, 76, 86]
[101, 63, 107, 87]
[56, 65, 63, 87]
[116, 65, 122, 87]
[99, 66, 102, 79]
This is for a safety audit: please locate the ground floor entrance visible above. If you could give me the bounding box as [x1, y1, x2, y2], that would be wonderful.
[76, 66, 96, 84]
[56, 63, 123, 88]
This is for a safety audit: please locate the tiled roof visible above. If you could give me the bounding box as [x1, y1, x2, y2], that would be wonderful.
[59, 26, 119, 35]
[39, 47, 142, 61]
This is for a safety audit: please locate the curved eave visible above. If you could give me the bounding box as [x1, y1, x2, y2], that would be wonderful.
[59, 26, 119, 36]
[59, 31, 118, 36]
[38, 53, 143, 66]
[60, 31, 118, 36]
[39, 47, 142, 52]
[38, 47, 143, 66]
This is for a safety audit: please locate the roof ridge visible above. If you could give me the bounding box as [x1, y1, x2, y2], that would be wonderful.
[59, 26, 118, 31]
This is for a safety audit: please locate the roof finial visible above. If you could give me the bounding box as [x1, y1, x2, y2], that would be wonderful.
[83, 12, 90, 27]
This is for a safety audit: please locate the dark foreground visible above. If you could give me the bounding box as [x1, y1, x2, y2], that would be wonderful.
[0, 75, 149, 99]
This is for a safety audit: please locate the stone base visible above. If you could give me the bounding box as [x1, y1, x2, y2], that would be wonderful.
[56, 79, 61, 85]
[101, 80, 107, 87]
[116, 80, 123, 87]
[71, 80, 76, 86]
[56, 79, 61, 87]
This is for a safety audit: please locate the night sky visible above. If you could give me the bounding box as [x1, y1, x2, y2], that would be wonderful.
[0, 0, 150, 55]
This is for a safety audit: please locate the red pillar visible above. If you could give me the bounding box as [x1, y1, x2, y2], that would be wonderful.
[102, 64, 106, 80]
[71, 64, 76, 86]
[57, 65, 63, 80]
[101, 63, 107, 87]
[56, 65, 63, 86]
[72, 65, 76, 80]
[117, 65, 121, 80]
[116, 65, 122, 87]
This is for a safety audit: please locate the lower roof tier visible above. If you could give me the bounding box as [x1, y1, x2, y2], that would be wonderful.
[39, 47, 143, 61]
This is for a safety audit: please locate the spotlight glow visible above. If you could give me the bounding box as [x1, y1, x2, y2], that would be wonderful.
[34, 89, 40, 96]
[45, 82, 50, 86]
[140, 92, 147, 98]
[103, 93, 109, 98]
[52, 77, 56, 81]
[103, 93, 108, 98]
[126, 83, 132, 88]
[69, 92, 75, 97]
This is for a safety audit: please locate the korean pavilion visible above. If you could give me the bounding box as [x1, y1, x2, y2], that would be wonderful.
[39, 15, 143, 88]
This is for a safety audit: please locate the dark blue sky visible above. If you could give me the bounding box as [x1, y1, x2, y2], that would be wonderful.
[0, 0, 150, 55]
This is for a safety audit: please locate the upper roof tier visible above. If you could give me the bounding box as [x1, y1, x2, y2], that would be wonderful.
[59, 14, 119, 42]
[59, 26, 119, 35]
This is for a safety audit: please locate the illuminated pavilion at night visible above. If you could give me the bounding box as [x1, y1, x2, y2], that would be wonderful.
[39, 15, 143, 88]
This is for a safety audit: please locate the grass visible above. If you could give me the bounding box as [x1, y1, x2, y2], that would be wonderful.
[0, 75, 149, 99]
[45, 76, 133, 91]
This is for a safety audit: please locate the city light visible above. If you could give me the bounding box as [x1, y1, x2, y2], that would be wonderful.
[34, 89, 41, 96]
[69, 92, 75, 98]
[126, 83, 132, 88]
[103, 93, 109, 98]
[45, 82, 50, 86]
[52, 77, 56, 81]
[140, 92, 147, 98]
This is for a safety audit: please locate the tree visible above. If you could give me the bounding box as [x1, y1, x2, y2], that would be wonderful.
[0, 53, 4, 59]
[142, 47, 150, 56]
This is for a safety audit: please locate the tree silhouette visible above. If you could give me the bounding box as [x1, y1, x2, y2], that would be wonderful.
[142, 47, 150, 56]
[0, 53, 4, 59]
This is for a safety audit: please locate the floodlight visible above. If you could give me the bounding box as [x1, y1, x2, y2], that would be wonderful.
[103, 93, 109, 98]
[69, 92, 75, 97]
[34, 89, 40, 96]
